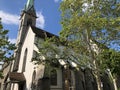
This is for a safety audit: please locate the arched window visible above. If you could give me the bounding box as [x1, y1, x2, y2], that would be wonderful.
[32, 70, 36, 83]
[31, 70, 36, 90]
[27, 19, 32, 26]
[22, 48, 28, 72]
[50, 69, 57, 86]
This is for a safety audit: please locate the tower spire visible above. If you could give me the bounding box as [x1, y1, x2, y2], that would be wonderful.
[25, 0, 35, 11]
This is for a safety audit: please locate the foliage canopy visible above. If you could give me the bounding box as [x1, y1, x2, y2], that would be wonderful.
[0, 18, 15, 77]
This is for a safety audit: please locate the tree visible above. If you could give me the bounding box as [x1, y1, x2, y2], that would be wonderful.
[32, 0, 120, 90]
[32, 37, 79, 90]
[0, 18, 15, 78]
[59, 0, 120, 90]
[100, 49, 120, 90]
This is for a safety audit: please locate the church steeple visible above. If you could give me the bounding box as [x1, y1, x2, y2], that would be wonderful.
[25, 0, 35, 11]
[13, 0, 37, 71]
[26, 0, 34, 8]
[23, 0, 36, 17]
[17, 0, 37, 44]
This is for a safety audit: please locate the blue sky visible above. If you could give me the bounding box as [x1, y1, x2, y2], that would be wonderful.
[0, 0, 62, 43]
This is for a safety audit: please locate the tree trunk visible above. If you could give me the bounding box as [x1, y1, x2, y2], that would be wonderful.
[107, 70, 118, 90]
[85, 29, 103, 90]
[94, 71, 103, 90]
[113, 78, 117, 90]
[92, 59, 103, 90]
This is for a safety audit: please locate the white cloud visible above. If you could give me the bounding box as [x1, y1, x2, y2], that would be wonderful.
[36, 12, 45, 29]
[54, 0, 63, 3]
[0, 10, 19, 25]
[0, 10, 45, 29]
[54, 0, 59, 3]
[9, 38, 16, 44]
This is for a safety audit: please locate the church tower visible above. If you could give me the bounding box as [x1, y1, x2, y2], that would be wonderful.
[17, 0, 37, 45]
[13, 0, 37, 71]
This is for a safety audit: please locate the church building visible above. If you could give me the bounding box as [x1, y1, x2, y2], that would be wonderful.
[0, 0, 114, 90]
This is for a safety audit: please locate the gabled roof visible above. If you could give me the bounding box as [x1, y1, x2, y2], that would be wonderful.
[31, 26, 58, 38]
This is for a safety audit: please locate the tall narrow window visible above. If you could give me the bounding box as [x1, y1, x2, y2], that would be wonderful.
[31, 71, 36, 90]
[32, 71, 36, 83]
[19, 19, 23, 31]
[22, 49, 28, 72]
[50, 69, 57, 86]
[27, 19, 32, 26]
